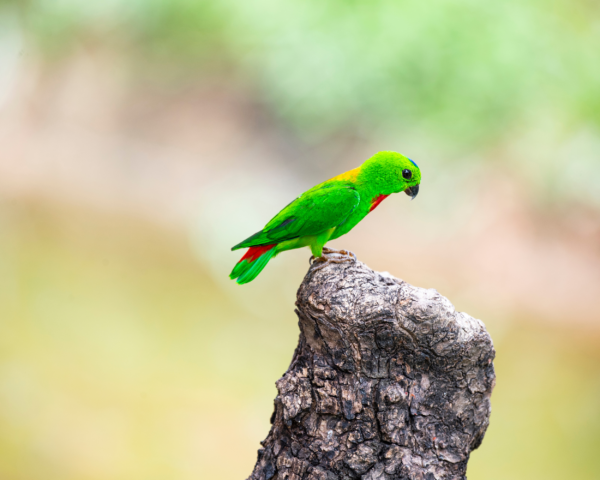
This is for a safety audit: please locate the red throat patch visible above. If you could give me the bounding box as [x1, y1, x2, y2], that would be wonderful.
[239, 244, 276, 263]
[369, 194, 390, 212]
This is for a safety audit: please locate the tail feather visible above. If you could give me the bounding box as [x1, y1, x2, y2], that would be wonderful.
[230, 244, 277, 284]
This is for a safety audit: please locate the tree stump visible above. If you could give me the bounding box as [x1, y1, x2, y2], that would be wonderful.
[249, 256, 495, 480]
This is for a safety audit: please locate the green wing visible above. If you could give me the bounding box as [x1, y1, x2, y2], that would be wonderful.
[232, 185, 361, 250]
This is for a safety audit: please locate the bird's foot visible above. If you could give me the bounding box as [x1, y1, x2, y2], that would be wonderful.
[321, 247, 358, 262]
[309, 248, 357, 272]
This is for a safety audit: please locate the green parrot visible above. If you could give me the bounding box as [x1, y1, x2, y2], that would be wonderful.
[230, 151, 421, 284]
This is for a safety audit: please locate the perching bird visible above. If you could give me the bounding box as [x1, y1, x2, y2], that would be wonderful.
[230, 151, 421, 284]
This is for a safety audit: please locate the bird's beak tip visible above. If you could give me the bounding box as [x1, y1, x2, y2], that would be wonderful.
[405, 183, 420, 200]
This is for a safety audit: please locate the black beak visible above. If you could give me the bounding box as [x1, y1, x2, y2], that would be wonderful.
[404, 184, 419, 200]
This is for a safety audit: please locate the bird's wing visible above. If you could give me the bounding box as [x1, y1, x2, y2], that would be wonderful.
[232, 185, 361, 250]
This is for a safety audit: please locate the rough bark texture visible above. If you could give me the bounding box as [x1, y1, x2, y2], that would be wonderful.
[249, 257, 495, 480]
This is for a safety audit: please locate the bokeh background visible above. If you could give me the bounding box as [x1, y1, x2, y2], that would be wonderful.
[1, 1, 599, 479]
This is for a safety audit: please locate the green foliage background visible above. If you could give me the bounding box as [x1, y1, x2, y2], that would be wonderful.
[8, 0, 600, 207]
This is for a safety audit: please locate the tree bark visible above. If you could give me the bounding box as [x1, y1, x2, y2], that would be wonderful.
[248, 256, 495, 480]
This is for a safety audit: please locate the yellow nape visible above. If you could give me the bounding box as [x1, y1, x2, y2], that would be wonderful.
[329, 166, 361, 182]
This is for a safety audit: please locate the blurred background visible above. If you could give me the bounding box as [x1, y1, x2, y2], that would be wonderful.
[0, 1, 599, 479]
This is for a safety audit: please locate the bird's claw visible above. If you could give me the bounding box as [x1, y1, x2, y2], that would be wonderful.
[309, 248, 357, 272]
[322, 247, 357, 262]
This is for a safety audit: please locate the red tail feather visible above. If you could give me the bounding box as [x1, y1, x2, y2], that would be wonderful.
[239, 244, 276, 263]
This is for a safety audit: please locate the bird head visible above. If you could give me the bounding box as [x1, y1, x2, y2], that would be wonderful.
[361, 151, 421, 199]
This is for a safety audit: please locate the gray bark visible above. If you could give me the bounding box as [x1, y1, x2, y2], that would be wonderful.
[248, 256, 495, 480]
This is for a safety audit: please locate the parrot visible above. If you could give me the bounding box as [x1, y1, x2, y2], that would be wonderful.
[229, 151, 421, 284]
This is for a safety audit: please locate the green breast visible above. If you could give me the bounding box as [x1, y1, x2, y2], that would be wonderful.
[329, 195, 372, 240]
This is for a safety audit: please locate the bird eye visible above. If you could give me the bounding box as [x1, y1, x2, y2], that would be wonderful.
[402, 169, 412, 180]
